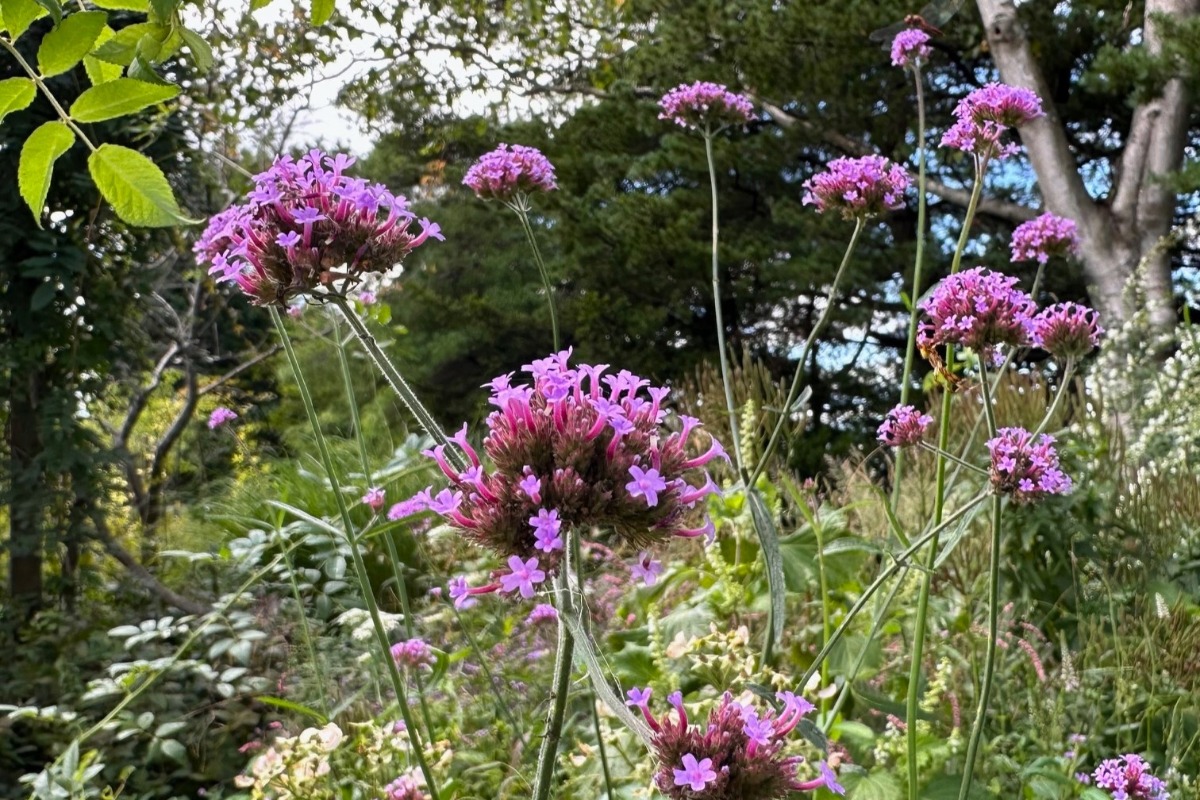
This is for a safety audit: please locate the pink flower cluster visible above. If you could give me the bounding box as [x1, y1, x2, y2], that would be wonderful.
[1011, 212, 1080, 264]
[390, 638, 434, 669]
[361, 486, 386, 512]
[208, 407, 238, 429]
[462, 144, 557, 203]
[384, 771, 429, 800]
[877, 404, 933, 448]
[802, 155, 910, 219]
[1092, 754, 1169, 800]
[628, 688, 843, 799]
[421, 350, 725, 606]
[985, 427, 1072, 502]
[194, 150, 442, 306]
[941, 83, 1044, 162]
[918, 267, 1039, 357]
[658, 81, 755, 132]
[891, 29, 931, 67]
[1033, 302, 1104, 359]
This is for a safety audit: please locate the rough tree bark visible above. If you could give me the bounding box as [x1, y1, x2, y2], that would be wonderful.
[976, 0, 1197, 335]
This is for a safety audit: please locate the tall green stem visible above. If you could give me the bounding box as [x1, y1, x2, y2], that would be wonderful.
[270, 308, 440, 800]
[749, 218, 865, 486]
[512, 200, 561, 350]
[703, 132, 746, 478]
[892, 61, 929, 507]
[532, 559, 576, 800]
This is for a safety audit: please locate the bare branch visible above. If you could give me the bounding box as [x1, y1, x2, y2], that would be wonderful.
[92, 512, 210, 616]
[198, 343, 284, 396]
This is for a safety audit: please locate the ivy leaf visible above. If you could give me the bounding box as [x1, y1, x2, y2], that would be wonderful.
[178, 27, 212, 73]
[0, 77, 37, 126]
[87, 143, 195, 227]
[83, 27, 123, 84]
[1, 0, 49, 42]
[18, 120, 75, 226]
[37, 10, 107, 77]
[310, 0, 333, 26]
[89, 21, 164, 65]
[69, 77, 178, 122]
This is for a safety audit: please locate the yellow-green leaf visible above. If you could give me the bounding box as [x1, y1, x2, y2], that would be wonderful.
[1, 0, 49, 41]
[178, 27, 212, 73]
[18, 120, 75, 226]
[89, 0, 148, 10]
[83, 27, 123, 84]
[37, 10, 107, 77]
[89, 21, 164, 65]
[69, 77, 178, 122]
[249, 0, 273, 9]
[310, 0, 332, 25]
[0, 77, 37, 125]
[87, 143, 195, 227]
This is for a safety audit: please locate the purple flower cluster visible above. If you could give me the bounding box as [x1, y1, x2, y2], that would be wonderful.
[877, 404, 933, 448]
[384, 771, 429, 800]
[1010, 212, 1080, 264]
[1033, 302, 1104, 359]
[628, 688, 842, 799]
[361, 486, 386, 512]
[422, 350, 725, 606]
[985, 427, 1072, 502]
[891, 29, 932, 68]
[1092, 754, 1170, 800]
[802, 155, 910, 219]
[658, 81, 755, 132]
[941, 83, 1044, 162]
[390, 638, 434, 669]
[208, 407, 238, 430]
[462, 144, 557, 203]
[194, 150, 442, 306]
[917, 267, 1038, 358]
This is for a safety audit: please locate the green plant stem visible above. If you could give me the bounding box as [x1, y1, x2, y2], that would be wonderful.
[916, 441, 989, 475]
[978, 360, 998, 438]
[570, 539, 614, 799]
[958, 493, 1004, 800]
[277, 529, 331, 715]
[891, 60, 929, 508]
[329, 295, 466, 473]
[271, 308, 439, 800]
[0, 38, 97, 151]
[814, 516, 832, 720]
[703, 132, 746, 479]
[749, 217, 865, 486]
[1032, 360, 1076, 437]
[532, 566, 576, 800]
[384, 535, 437, 743]
[797, 492, 988, 690]
[823, 577, 905, 733]
[512, 200, 561, 351]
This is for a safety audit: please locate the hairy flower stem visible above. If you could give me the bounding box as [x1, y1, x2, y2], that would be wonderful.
[271, 308, 440, 800]
[570, 539, 615, 799]
[891, 61, 929, 509]
[824, 577, 905, 732]
[1033, 360, 1076, 437]
[749, 218, 865, 487]
[905, 170, 983, 798]
[330, 295, 467, 473]
[533, 565, 576, 800]
[704, 132, 747, 480]
[512, 201, 561, 350]
[798, 492, 988, 690]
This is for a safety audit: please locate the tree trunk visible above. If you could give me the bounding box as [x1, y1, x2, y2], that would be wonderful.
[6, 354, 45, 619]
[976, 0, 1197, 337]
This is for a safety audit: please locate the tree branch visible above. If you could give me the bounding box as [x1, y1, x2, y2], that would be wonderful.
[92, 512, 210, 616]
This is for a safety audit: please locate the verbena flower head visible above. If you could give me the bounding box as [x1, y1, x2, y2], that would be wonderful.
[462, 143, 557, 202]
[425, 350, 724, 603]
[658, 81, 755, 132]
[195, 150, 442, 306]
[361, 486, 386, 512]
[1092, 754, 1170, 800]
[877, 405, 933, 447]
[802, 155, 910, 219]
[638, 690, 840, 799]
[891, 29, 931, 67]
[941, 83, 1044, 161]
[1011, 212, 1080, 263]
[918, 267, 1038, 357]
[986, 427, 1072, 502]
[384, 770, 430, 800]
[390, 638, 434, 669]
[1033, 302, 1103, 359]
[208, 407, 238, 429]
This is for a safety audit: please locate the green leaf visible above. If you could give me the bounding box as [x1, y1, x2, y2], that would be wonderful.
[0, 77, 37, 126]
[37, 11, 107, 77]
[256, 696, 328, 724]
[310, 0, 332, 25]
[87, 143, 194, 227]
[89, 0, 146, 8]
[18, 120, 75, 225]
[249, 0, 273, 10]
[748, 488, 786, 661]
[842, 770, 902, 800]
[69, 77, 178, 122]
[126, 55, 169, 84]
[0, 0, 48, 43]
[83, 27, 123, 84]
[30, 280, 57, 311]
[158, 739, 187, 764]
[89, 22, 164, 65]
[148, 0, 177, 23]
[178, 27, 212, 72]
[32, 0, 59, 25]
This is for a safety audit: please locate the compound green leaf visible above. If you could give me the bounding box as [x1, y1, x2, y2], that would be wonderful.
[89, 21, 163, 65]
[18, 120, 75, 226]
[69, 77, 177, 122]
[1, 0, 49, 41]
[37, 10, 106, 77]
[0, 77, 37, 126]
[87, 143, 194, 227]
[82, 26, 124, 84]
